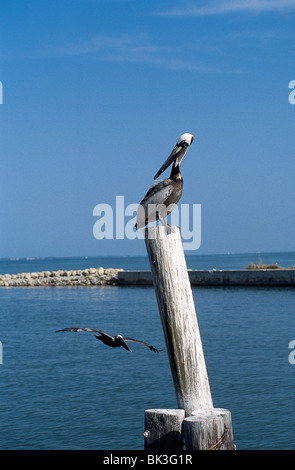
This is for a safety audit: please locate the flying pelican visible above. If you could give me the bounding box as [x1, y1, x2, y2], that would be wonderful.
[135, 132, 194, 230]
[56, 327, 159, 352]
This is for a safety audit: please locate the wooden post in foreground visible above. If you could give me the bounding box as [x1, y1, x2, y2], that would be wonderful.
[183, 409, 235, 450]
[144, 409, 185, 451]
[145, 226, 213, 416]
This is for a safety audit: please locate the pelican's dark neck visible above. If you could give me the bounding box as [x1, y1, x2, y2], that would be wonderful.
[170, 161, 182, 180]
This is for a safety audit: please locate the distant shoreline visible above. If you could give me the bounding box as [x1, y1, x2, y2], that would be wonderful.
[1, 266, 295, 287]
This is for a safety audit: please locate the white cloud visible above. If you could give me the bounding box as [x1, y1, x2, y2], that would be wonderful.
[51, 33, 216, 72]
[160, 0, 295, 17]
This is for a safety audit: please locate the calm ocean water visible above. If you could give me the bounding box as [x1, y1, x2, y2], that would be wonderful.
[0, 252, 295, 450]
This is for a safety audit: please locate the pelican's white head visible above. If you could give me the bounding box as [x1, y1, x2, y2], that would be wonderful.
[154, 132, 194, 180]
[177, 133, 194, 146]
[116, 335, 132, 351]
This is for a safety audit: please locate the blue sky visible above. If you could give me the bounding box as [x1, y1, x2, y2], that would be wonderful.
[1, 0, 295, 257]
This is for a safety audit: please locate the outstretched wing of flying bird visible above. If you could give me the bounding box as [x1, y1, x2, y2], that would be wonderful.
[123, 337, 159, 352]
[56, 328, 159, 352]
[56, 327, 114, 339]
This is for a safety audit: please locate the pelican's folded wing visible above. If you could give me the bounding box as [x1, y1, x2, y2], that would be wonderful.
[136, 180, 174, 229]
[140, 179, 174, 206]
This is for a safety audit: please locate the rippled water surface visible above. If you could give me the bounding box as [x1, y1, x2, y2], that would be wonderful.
[0, 253, 295, 449]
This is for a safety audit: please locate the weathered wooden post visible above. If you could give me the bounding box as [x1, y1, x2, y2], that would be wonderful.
[143, 225, 235, 450]
[183, 409, 235, 450]
[144, 225, 213, 415]
[144, 409, 185, 451]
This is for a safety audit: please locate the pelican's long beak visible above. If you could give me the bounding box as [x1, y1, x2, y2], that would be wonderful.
[118, 336, 132, 352]
[154, 133, 194, 180]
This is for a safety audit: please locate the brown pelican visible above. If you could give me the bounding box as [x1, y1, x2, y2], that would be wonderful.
[56, 327, 159, 352]
[135, 132, 194, 230]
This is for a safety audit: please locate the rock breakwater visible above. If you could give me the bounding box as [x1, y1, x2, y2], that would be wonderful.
[0, 267, 124, 287]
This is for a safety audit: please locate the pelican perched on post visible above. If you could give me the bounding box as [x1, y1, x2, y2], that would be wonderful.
[135, 133, 194, 230]
[56, 327, 159, 352]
